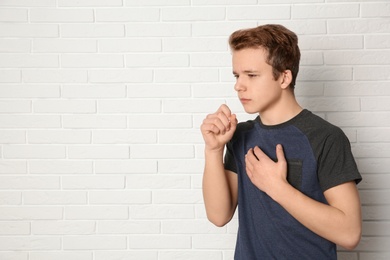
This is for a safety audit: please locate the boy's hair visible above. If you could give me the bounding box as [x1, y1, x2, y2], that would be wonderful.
[229, 24, 300, 89]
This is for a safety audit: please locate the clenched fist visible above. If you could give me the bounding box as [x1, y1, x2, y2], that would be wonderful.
[201, 104, 238, 152]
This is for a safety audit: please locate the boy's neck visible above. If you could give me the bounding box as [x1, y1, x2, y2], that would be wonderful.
[259, 95, 303, 126]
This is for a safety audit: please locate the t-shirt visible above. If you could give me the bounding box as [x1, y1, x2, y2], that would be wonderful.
[224, 109, 362, 260]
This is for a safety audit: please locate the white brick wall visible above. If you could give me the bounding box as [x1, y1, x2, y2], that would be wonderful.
[0, 1, 389, 259]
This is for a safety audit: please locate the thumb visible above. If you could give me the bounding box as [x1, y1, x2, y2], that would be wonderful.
[227, 114, 238, 132]
[276, 144, 286, 163]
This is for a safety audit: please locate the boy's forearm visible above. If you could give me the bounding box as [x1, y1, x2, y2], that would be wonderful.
[272, 182, 361, 250]
[202, 149, 237, 227]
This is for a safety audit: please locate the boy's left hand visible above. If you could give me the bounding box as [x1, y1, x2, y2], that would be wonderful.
[245, 144, 289, 198]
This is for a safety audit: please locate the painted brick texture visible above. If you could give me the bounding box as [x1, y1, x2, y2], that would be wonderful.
[0, 1, 389, 259]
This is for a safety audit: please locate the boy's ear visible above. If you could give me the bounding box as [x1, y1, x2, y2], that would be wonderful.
[280, 70, 292, 89]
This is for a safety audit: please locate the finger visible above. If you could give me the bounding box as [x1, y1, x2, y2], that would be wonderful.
[246, 148, 259, 164]
[253, 146, 268, 161]
[202, 117, 227, 135]
[276, 144, 286, 163]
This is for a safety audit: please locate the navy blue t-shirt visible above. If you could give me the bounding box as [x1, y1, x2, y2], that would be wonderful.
[224, 109, 361, 260]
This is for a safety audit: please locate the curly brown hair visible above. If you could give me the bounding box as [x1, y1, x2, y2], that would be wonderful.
[229, 24, 300, 89]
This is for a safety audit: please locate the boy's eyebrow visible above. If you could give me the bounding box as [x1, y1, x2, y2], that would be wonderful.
[232, 70, 260, 74]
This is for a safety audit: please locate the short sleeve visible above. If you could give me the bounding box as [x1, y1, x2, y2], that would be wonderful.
[318, 128, 362, 191]
[224, 140, 238, 174]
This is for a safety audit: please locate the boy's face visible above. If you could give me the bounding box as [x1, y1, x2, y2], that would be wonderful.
[232, 47, 284, 115]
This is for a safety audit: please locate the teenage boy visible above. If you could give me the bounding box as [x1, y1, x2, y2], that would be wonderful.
[201, 24, 362, 259]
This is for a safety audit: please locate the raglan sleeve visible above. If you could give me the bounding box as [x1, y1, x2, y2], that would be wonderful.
[317, 127, 362, 192]
[224, 139, 238, 174]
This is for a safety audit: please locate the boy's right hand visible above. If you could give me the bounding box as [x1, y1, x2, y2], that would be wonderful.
[201, 104, 238, 152]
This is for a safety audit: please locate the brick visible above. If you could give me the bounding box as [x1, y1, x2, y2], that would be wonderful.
[22, 69, 87, 83]
[126, 53, 189, 67]
[30, 252, 92, 260]
[0, 100, 31, 113]
[33, 39, 97, 53]
[89, 190, 151, 204]
[0, 237, 61, 250]
[191, 53, 231, 67]
[227, 5, 290, 20]
[192, 21, 257, 37]
[61, 54, 124, 68]
[33, 100, 96, 113]
[154, 68, 219, 83]
[89, 69, 153, 83]
[63, 236, 127, 250]
[0, 192, 22, 205]
[354, 66, 390, 80]
[61, 24, 125, 38]
[62, 84, 126, 98]
[29, 160, 93, 174]
[162, 220, 224, 234]
[95, 251, 157, 260]
[3, 145, 66, 159]
[98, 99, 161, 113]
[0, 221, 30, 235]
[128, 84, 191, 98]
[95, 160, 157, 174]
[153, 190, 202, 204]
[32, 221, 95, 235]
[62, 115, 127, 129]
[96, 8, 160, 22]
[163, 38, 227, 52]
[129, 235, 191, 249]
[162, 7, 225, 21]
[0, 39, 31, 53]
[328, 19, 390, 34]
[98, 220, 160, 234]
[358, 128, 390, 143]
[0, 206, 63, 220]
[0, 115, 61, 128]
[324, 82, 390, 96]
[130, 205, 194, 219]
[62, 176, 125, 189]
[159, 251, 222, 260]
[0, 24, 58, 37]
[0, 85, 59, 98]
[0, 8, 26, 22]
[0, 70, 21, 83]
[299, 67, 352, 81]
[158, 159, 204, 173]
[325, 50, 390, 65]
[0, 0, 56, 7]
[0, 130, 26, 144]
[328, 112, 390, 127]
[361, 97, 390, 111]
[300, 36, 363, 50]
[192, 234, 236, 249]
[131, 144, 194, 159]
[59, 0, 122, 7]
[292, 4, 359, 19]
[298, 97, 360, 112]
[159, 129, 203, 144]
[30, 8, 94, 23]
[126, 174, 191, 189]
[163, 99, 224, 113]
[93, 130, 157, 144]
[128, 114, 192, 129]
[365, 35, 390, 49]
[23, 191, 87, 205]
[126, 23, 191, 37]
[361, 3, 390, 18]
[68, 145, 129, 159]
[0, 161, 27, 174]
[98, 39, 161, 52]
[65, 206, 129, 220]
[0, 176, 59, 189]
[28, 130, 91, 144]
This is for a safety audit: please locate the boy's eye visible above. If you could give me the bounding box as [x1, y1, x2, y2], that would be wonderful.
[248, 74, 258, 78]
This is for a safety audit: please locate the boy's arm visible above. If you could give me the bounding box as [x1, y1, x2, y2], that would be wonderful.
[246, 145, 362, 250]
[201, 104, 238, 227]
